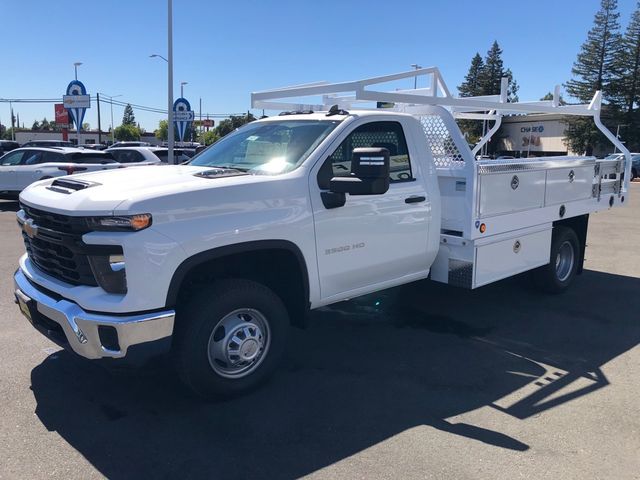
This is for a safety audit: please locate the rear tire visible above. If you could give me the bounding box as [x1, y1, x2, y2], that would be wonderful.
[175, 279, 289, 399]
[532, 226, 580, 294]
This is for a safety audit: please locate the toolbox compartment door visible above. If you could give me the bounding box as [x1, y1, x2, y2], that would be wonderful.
[474, 227, 551, 288]
[545, 166, 594, 205]
[478, 170, 546, 217]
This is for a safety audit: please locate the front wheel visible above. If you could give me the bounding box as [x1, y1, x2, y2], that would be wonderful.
[531, 226, 580, 294]
[175, 279, 289, 399]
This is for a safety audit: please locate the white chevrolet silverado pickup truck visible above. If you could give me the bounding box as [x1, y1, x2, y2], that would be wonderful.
[13, 69, 632, 398]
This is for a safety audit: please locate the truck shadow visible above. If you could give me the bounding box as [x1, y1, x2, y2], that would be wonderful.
[30, 269, 639, 479]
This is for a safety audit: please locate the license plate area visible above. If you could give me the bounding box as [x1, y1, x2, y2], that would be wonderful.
[16, 290, 35, 324]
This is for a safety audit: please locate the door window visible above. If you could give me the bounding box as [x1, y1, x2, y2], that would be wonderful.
[0, 151, 25, 166]
[41, 152, 65, 163]
[22, 151, 43, 165]
[318, 121, 413, 188]
[109, 149, 146, 163]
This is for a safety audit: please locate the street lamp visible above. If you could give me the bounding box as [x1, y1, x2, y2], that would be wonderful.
[410, 63, 422, 89]
[74, 62, 82, 81]
[149, 54, 168, 63]
[149, 0, 175, 164]
[99, 93, 122, 145]
[180, 81, 188, 98]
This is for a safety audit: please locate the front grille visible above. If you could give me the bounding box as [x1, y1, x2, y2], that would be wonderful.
[21, 204, 90, 235]
[20, 204, 98, 286]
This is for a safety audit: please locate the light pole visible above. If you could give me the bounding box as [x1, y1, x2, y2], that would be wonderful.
[410, 63, 422, 89]
[98, 93, 122, 145]
[613, 124, 628, 153]
[180, 81, 188, 98]
[150, 0, 175, 164]
[74, 62, 82, 81]
[167, 0, 174, 164]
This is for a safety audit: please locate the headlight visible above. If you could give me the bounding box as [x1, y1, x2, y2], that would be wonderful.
[88, 253, 127, 294]
[86, 214, 152, 231]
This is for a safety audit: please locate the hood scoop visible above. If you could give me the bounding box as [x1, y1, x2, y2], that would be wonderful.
[47, 178, 102, 194]
[194, 168, 249, 179]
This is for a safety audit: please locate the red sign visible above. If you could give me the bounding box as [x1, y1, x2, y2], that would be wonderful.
[193, 119, 214, 128]
[55, 104, 69, 124]
[55, 104, 70, 140]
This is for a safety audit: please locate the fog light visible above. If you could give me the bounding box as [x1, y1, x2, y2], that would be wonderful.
[88, 253, 127, 294]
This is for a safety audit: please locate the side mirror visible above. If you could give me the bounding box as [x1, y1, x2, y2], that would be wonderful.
[329, 147, 390, 195]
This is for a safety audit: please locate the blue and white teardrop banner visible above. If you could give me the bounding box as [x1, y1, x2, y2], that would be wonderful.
[63, 80, 91, 130]
[173, 97, 194, 142]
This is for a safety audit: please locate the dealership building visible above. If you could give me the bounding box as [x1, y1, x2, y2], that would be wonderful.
[494, 114, 614, 158]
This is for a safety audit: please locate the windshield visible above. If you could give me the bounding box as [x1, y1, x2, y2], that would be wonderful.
[190, 120, 340, 174]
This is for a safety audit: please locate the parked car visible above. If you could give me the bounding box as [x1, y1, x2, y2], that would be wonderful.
[109, 141, 152, 148]
[81, 144, 108, 151]
[149, 147, 195, 163]
[604, 153, 639, 180]
[21, 140, 75, 148]
[0, 140, 20, 155]
[0, 147, 120, 197]
[106, 147, 164, 166]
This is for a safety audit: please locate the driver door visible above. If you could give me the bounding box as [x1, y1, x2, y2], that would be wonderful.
[311, 119, 432, 301]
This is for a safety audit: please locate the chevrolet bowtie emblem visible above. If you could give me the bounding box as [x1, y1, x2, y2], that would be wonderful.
[23, 219, 38, 239]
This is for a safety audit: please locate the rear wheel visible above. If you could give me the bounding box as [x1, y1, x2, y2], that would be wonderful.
[532, 226, 580, 294]
[175, 279, 289, 399]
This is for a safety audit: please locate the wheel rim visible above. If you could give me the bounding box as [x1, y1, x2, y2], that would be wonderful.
[207, 308, 271, 379]
[555, 240, 575, 282]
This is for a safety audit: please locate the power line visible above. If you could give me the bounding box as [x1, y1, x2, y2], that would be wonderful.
[0, 97, 244, 118]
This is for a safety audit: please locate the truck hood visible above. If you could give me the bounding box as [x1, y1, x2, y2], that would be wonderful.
[19, 165, 258, 215]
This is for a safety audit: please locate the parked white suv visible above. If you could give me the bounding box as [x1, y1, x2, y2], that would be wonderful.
[106, 147, 164, 166]
[0, 147, 120, 197]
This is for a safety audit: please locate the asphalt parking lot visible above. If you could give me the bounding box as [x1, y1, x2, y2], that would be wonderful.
[0, 186, 638, 480]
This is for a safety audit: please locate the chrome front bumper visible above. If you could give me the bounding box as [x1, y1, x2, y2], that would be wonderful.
[14, 268, 175, 361]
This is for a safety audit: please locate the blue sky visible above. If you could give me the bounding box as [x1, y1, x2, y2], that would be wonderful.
[0, 0, 637, 132]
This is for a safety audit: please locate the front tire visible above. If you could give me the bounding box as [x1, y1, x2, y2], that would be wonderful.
[175, 279, 289, 399]
[532, 226, 580, 294]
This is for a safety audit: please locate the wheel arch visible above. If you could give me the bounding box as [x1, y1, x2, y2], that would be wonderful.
[166, 240, 311, 327]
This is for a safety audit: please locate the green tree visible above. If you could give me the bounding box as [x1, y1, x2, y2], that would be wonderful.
[458, 53, 484, 97]
[122, 104, 136, 126]
[214, 113, 256, 138]
[82, 123, 90, 131]
[31, 120, 40, 130]
[565, 0, 623, 154]
[155, 119, 169, 141]
[201, 130, 219, 145]
[114, 123, 141, 141]
[610, 2, 640, 150]
[566, 0, 622, 102]
[457, 43, 518, 144]
[479, 41, 505, 96]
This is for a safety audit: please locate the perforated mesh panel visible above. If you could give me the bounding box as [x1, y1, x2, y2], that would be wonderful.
[419, 115, 466, 169]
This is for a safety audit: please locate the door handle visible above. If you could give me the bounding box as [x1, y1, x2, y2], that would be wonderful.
[405, 196, 426, 204]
